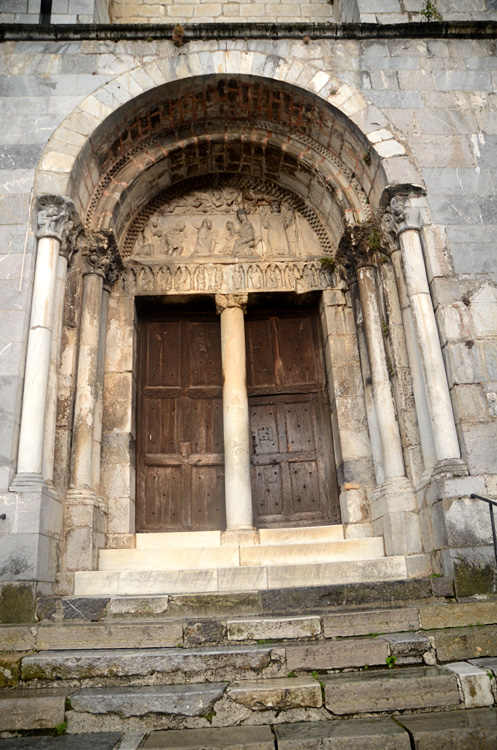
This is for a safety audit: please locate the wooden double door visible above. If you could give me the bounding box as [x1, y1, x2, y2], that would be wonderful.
[136, 308, 339, 532]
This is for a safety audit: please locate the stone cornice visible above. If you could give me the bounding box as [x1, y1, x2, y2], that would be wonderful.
[1, 21, 496, 43]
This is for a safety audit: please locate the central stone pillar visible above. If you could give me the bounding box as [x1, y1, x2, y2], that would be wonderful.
[216, 293, 253, 531]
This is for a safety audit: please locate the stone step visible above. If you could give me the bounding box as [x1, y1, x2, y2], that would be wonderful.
[134, 524, 345, 550]
[98, 537, 385, 571]
[0, 688, 68, 732]
[74, 555, 408, 596]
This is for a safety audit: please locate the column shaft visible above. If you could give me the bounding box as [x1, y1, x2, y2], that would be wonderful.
[71, 272, 104, 490]
[399, 228, 461, 462]
[219, 303, 253, 530]
[16, 236, 60, 478]
[357, 266, 405, 479]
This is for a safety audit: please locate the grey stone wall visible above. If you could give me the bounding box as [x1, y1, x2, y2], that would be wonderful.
[0, 29, 496, 591]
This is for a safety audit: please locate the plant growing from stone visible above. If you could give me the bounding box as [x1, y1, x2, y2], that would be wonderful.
[420, 0, 442, 21]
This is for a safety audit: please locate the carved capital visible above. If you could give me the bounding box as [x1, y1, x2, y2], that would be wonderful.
[36, 195, 75, 242]
[80, 230, 122, 289]
[215, 293, 248, 314]
[380, 209, 400, 257]
[336, 220, 385, 281]
[60, 217, 83, 266]
[386, 196, 421, 236]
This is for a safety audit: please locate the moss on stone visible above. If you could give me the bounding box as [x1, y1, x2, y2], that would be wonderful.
[453, 559, 496, 597]
[0, 584, 35, 624]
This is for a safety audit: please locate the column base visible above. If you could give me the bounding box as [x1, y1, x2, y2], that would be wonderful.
[221, 528, 258, 546]
[371, 476, 422, 557]
[431, 457, 468, 480]
[63, 489, 107, 571]
[9, 473, 49, 493]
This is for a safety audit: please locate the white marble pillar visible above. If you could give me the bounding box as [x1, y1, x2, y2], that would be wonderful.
[216, 293, 253, 531]
[357, 265, 405, 480]
[11, 196, 74, 490]
[388, 197, 461, 465]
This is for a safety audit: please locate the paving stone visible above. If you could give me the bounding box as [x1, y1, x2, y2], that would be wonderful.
[0, 625, 36, 651]
[0, 735, 123, 749]
[286, 637, 389, 671]
[397, 707, 497, 750]
[106, 596, 170, 618]
[323, 666, 460, 715]
[70, 683, 227, 717]
[469, 656, 497, 675]
[227, 676, 322, 710]
[167, 592, 262, 618]
[21, 644, 284, 682]
[183, 620, 226, 646]
[382, 632, 431, 664]
[274, 717, 411, 749]
[37, 597, 110, 622]
[37, 621, 183, 650]
[323, 607, 419, 637]
[430, 625, 497, 662]
[0, 687, 69, 731]
[419, 601, 497, 630]
[227, 615, 321, 641]
[142, 725, 274, 748]
[444, 662, 494, 708]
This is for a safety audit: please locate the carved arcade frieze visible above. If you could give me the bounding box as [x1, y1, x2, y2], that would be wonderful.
[123, 186, 335, 296]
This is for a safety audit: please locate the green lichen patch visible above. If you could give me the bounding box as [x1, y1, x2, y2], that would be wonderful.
[454, 558, 496, 597]
[0, 584, 35, 624]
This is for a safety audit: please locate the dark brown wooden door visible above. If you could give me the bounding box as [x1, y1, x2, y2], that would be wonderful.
[136, 314, 225, 532]
[246, 309, 339, 528]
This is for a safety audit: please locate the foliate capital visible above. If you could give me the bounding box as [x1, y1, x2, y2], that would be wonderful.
[80, 230, 122, 289]
[36, 195, 75, 242]
[215, 293, 249, 314]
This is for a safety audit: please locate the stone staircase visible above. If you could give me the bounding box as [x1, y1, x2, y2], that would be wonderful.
[73, 525, 408, 596]
[1, 579, 497, 748]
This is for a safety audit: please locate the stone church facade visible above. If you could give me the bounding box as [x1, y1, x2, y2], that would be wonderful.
[1, 0, 497, 616]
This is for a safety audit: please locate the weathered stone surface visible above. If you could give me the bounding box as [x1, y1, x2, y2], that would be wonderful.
[36, 597, 110, 622]
[275, 717, 411, 749]
[21, 644, 284, 682]
[0, 652, 23, 687]
[444, 662, 494, 708]
[168, 592, 262, 618]
[323, 607, 418, 638]
[0, 688, 69, 731]
[470, 656, 497, 676]
[0, 625, 36, 651]
[142, 725, 274, 748]
[430, 625, 497, 662]
[323, 666, 460, 715]
[0, 735, 123, 749]
[419, 601, 497, 630]
[36, 621, 183, 651]
[227, 615, 321, 641]
[227, 676, 322, 710]
[183, 620, 226, 646]
[70, 683, 227, 717]
[286, 638, 388, 671]
[397, 708, 497, 750]
[0, 584, 35, 624]
[382, 632, 431, 664]
[107, 596, 169, 618]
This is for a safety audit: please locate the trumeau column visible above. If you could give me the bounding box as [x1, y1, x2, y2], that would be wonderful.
[64, 230, 119, 571]
[385, 197, 465, 476]
[11, 196, 75, 491]
[216, 293, 254, 532]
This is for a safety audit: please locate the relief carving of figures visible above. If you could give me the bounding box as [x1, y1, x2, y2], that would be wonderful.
[194, 265, 207, 291]
[138, 266, 155, 292]
[266, 263, 282, 289]
[195, 219, 217, 257]
[157, 266, 172, 291]
[164, 222, 186, 256]
[285, 263, 301, 290]
[232, 209, 257, 257]
[232, 264, 245, 290]
[36, 195, 75, 242]
[213, 264, 225, 290]
[174, 265, 190, 291]
[139, 217, 162, 257]
[248, 264, 263, 290]
[260, 201, 294, 257]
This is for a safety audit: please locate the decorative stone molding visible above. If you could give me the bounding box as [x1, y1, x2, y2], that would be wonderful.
[215, 293, 248, 314]
[36, 195, 75, 242]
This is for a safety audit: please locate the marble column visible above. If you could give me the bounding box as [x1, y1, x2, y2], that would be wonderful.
[216, 293, 253, 531]
[64, 230, 118, 571]
[387, 197, 462, 470]
[11, 196, 75, 490]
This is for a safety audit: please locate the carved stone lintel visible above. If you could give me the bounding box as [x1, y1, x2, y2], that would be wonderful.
[387, 196, 422, 236]
[79, 229, 122, 289]
[36, 195, 75, 242]
[215, 293, 248, 314]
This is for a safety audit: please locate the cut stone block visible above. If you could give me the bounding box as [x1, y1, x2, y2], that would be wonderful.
[98, 546, 239, 571]
[470, 656, 497, 675]
[37, 621, 183, 650]
[287, 637, 389, 671]
[239, 538, 385, 566]
[323, 666, 460, 715]
[70, 683, 227, 717]
[21, 644, 283, 683]
[36, 597, 110, 622]
[258, 525, 344, 544]
[444, 662, 494, 708]
[323, 607, 419, 638]
[275, 717, 411, 749]
[0, 653, 23, 687]
[430, 625, 497, 662]
[382, 632, 431, 664]
[0, 735, 123, 749]
[142, 725, 274, 748]
[183, 620, 226, 646]
[107, 597, 169, 618]
[0, 688, 68, 731]
[227, 615, 322, 641]
[419, 601, 497, 630]
[136, 531, 222, 549]
[397, 707, 497, 750]
[266, 556, 408, 589]
[0, 625, 36, 651]
[227, 676, 322, 710]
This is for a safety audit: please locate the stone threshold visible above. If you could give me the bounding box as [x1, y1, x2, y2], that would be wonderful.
[1, 20, 497, 43]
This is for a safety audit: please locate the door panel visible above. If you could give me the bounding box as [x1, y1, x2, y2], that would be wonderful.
[137, 314, 225, 532]
[246, 310, 339, 528]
